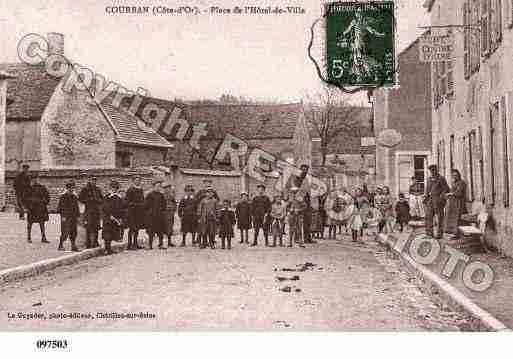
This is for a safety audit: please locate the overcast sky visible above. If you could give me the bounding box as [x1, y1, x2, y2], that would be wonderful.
[0, 0, 429, 103]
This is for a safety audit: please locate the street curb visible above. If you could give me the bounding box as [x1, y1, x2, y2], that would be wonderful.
[0, 242, 127, 285]
[376, 233, 510, 332]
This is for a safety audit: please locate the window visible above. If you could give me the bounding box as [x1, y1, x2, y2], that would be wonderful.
[478, 126, 486, 202]
[449, 134, 455, 171]
[506, 0, 513, 27]
[116, 151, 132, 168]
[489, 102, 500, 205]
[482, 0, 490, 55]
[397, 155, 427, 194]
[501, 95, 510, 207]
[433, 60, 454, 106]
[438, 139, 447, 177]
[468, 130, 476, 201]
[414, 156, 427, 192]
[492, 0, 503, 48]
[464, 0, 481, 79]
[483, 0, 503, 57]
[462, 135, 468, 184]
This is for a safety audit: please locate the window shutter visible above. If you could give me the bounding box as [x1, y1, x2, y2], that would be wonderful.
[482, 0, 490, 55]
[472, 0, 481, 73]
[447, 60, 454, 93]
[464, 2, 470, 79]
[497, 0, 503, 42]
[501, 95, 509, 207]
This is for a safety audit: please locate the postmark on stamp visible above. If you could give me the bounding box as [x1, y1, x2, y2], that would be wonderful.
[326, 1, 396, 87]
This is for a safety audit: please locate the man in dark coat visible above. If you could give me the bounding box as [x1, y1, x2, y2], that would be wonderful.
[178, 185, 198, 246]
[102, 181, 125, 255]
[25, 173, 50, 243]
[236, 192, 252, 244]
[79, 174, 103, 249]
[144, 179, 167, 249]
[125, 176, 145, 250]
[424, 164, 450, 239]
[13, 164, 31, 220]
[57, 181, 80, 252]
[251, 184, 272, 246]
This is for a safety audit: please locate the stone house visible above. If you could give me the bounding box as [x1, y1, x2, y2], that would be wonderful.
[0, 33, 172, 173]
[373, 35, 433, 196]
[425, 0, 513, 256]
[0, 33, 173, 210]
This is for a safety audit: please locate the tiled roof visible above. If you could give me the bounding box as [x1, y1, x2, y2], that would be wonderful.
[0, 63, 60, 120]
[179, 168, 242, 177]
[0, 62, 172, 149]
[99, 102, 173, 148]
[127, 96, 303, 140]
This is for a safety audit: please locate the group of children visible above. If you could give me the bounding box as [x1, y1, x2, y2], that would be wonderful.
[179, 182, 417, 250]
[54, 175, 416, 254]
[182, 183, 311, 250]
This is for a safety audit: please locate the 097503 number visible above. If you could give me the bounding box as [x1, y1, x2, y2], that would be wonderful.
[36, 339, 68, 350]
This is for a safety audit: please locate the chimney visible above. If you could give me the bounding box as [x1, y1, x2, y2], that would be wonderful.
[47, 32, 64, 56]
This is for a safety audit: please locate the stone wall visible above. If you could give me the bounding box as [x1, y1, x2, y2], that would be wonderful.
[4, 168, 155, 212]
[40, 80, 116, 169]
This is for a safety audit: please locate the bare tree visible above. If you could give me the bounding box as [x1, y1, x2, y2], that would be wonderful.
[304, 86, 363, 167]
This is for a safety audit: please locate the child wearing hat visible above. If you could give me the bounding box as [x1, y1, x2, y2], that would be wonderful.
[251, 184, 272, 246]
[218, 199, 236, 250]
[288, 188, 306, 248]
[270, 195, 286, 247]
[102, 181, 126, 255]
[395, 193, 411, 233]
[57, 181, 80, 252]
[178, 185, 198, 246]
[236, 192, 252, 244]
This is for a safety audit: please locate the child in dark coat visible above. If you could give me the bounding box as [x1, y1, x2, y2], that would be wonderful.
[178, 185, 198, 246]
[395, 193, 411, 233]
[57, 181, 80, 252]
[219, 200, 236, 250]
[236, 192, 252, 244]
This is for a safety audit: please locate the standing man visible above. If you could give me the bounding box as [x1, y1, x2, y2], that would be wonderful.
[13, 164, 31, 220]
[25, 173, 50, 243]
[197, 188, 219, 249]
[57, 181, 80, 252]
[163, 182, 177, 247]
[79, 174, 103, 249]
[102, 180, 125, 255]
[125, 175, 145, 250]
[424, 164, 450, 239]
[294, 164, 314, 244]
[196, 178, 219, 245]
[251, 184, 271, 246]
[144, 179, 167, 250]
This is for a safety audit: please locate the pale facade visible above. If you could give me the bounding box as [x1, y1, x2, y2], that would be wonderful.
[426, 0, 513, 255]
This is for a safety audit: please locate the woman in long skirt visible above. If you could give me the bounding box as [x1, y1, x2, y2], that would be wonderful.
[444, 169, 468, 235]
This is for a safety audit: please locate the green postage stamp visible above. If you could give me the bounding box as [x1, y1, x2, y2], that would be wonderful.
[326, 1, 396, 87]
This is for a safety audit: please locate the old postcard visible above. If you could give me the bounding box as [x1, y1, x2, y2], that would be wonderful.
[0, 0, 512, 357]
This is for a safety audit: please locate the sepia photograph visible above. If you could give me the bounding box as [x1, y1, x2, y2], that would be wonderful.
[0, 0, 512, 357]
